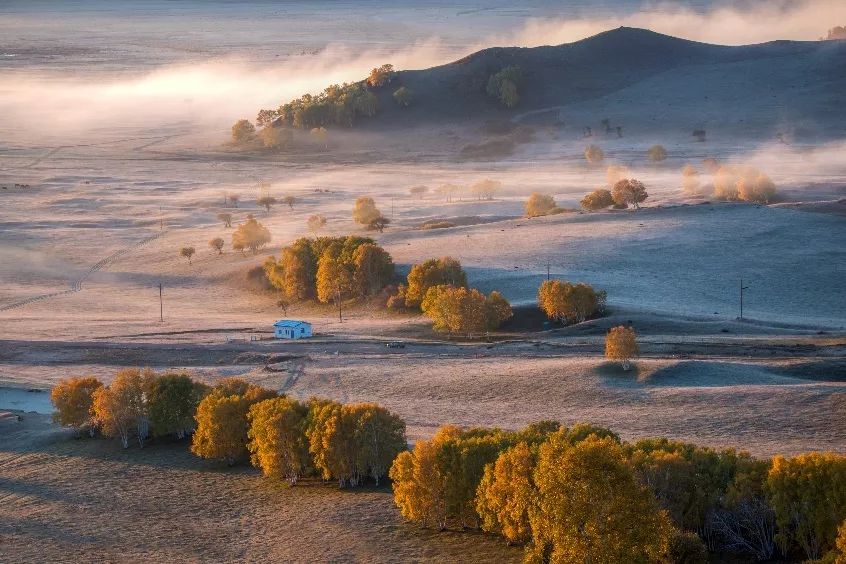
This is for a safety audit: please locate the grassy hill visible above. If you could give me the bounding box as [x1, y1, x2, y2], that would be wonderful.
[352, 27, 846, 137]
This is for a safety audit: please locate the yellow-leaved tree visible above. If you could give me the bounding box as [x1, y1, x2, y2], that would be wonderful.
[605, 325, 639, 370]
[767, 452, 846, 560]
[526, 434, 673, 563]
[247, 397, 310, 484]
[476, 441, 537, 545]
[91, 368, 152, 448]
[232, 215, 271, 253]
[404, 257, 467, 308]
[537, 279, 604, 324]
[421, 285, 512, 337]
[50, 376, 103, 435]
[524, 193, 557, 217]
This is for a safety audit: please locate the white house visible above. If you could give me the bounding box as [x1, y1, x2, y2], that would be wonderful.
[273, 320, 312, 340]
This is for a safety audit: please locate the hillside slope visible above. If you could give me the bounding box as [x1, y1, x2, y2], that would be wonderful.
[363, 27, 846, 138]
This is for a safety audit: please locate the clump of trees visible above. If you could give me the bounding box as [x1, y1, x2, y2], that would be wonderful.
[409, 185, 428, 199]
[352, 196, 389, 231]
[826, 26, 846, 40]
[486, 66, 521, 108]
[393, 86, 413, 107]
[390, 256, 467, 309]
[258, 125, 293, 150]
[263, 236, 394, 304]
[258, 80, 380, 130]
[605, 325, 639, 370]
[421, 285, 512, 337]
[713, 166, 777, 203]
[612, 178, 648, 209]
[435, 183, 461, 202]
[52, 369, 209, 449]
[580, 188, 614, 211]
[648, 144, 668, 162]
[537, 279, 606, 325]
[584, 144, 605, 165]
[367, 64, 396, 88]
[232, 215, 271, 253]
[524, 193, 559, 217]
[470, 179, 502, 200]
[391, 421, 846, 563]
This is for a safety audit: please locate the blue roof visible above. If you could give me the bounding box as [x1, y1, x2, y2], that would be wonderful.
[274, 320, 310, 328]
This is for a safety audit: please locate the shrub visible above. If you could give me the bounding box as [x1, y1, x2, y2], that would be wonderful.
[580, 188, 614, 211]
[525, 193, 557, 217]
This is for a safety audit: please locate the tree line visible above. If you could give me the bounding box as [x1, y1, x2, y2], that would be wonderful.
[389, 421, 846, 563]
[50, 373, 407, 488]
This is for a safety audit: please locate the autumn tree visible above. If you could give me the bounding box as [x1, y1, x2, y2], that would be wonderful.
[767, 452, 846, 560]
[605, 325, 639, 370]
[368, 215, 390, 233]
[367, 63, 395, 88]
[217, 212, 233, 228]
[228, 193, 241, 208]
[612, 178, 648, 209]
[352, 196, 383, 227]
[393, 86, 413, 107]
[404, 256, 467, 308]
[316, 248, 353, 304]
[470, 179, 502, 201]
[526, 435, 673, 563]
[352, 243, 395, 297]
[180, 246, 196, 264]
[50, 376, 103, 435]
[537, 279, 604, 324]
[232, 215, 271, 253]
[307, 214, 327, 235]
[258, 125, 293, 150]
[231, 119, 256, 144]
[524, 193, 557, 218]
[421, 285, 512, 337]
[435, 183, 461, 202]
[714, 166, 740, 200]
[146, 372, 207, 439]
[580, 188, 614, 211]
[737, 171, 777, 204]
[648, 144, 668, 162]
[606, 164, 629, 186]
[584, 144, 605, 165]
[476, 441, 538, 544]
[192, 383, 277, 465]
[209, 237, 224, 255]
[92, 368, 152, 448]
[257, 195, 277, 212]
[282, 195, 296, 209]
[409, 185, 428, 199]
[247, 397, 310, 484]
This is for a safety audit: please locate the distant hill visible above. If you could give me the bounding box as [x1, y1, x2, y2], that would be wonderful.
[354, 27, 846, 138]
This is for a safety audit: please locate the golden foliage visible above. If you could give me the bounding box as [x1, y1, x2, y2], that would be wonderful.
[767, 452, 846, 560]
[50, 376, 103, 430]
[612, 178, 648, 209]
[247, 397, 310, 484]
[352, 196, 383, 226]
[537, 279, 604, 324]
[92, 368, 152, 449]
[605, 325, 639, 369]
[524, 193, 557, 217]
[404, 257, 467, 308]
[527, 435, 673, 563]
[580, 188, 614, 211]
[421, 285, 512, 336]
[584, 144, 604, 164]
[648, 144, 668, 162]
[232, 215, 271, 253]
[476, 442, 537, 544]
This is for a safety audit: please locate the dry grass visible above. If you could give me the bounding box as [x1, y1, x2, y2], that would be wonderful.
[0, 415, 518, 563]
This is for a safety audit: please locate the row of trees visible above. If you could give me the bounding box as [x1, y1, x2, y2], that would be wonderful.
[52, 373, 407, 489]
[194, 384, 407, 486]
[263, 236, 395, 303]
[585, 144, 668, 165]
[51, 370, 208, 448]
[390, 421, 846, 562]
[407, 180, 503, 202]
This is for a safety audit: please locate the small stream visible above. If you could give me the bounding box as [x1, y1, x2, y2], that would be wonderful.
[0, 387, 54, 414]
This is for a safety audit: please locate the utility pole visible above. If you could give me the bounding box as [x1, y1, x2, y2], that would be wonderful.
[160, 206, 163, 231]
[158, 283, 164, 322]
[546, 260, 551, 281]
[739, 279, 749, 320]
